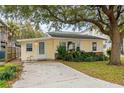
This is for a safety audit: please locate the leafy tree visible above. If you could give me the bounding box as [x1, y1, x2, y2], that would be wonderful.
[20, 22, 44, 39]
[7, 20, 44, 40]
[7, 20, 21, 40]
[1, 5, 124, 65]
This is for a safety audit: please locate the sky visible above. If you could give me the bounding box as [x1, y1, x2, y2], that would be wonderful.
[40, 24, 87, 33]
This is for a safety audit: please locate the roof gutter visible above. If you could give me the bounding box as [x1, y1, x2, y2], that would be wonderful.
[17, 37, 53, 42]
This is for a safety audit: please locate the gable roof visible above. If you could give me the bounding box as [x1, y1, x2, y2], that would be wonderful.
[47, 32, 107, 40]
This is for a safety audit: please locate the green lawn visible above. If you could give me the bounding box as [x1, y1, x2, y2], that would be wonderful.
[62, 56, 124, 86]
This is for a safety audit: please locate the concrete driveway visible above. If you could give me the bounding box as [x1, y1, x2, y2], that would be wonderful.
[12, 61, 123, 88]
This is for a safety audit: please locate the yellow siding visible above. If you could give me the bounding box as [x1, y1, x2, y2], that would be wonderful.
[80, 39, 103, 52]
[45, 39, 54, 59]
[45, 39, 60, 59]
[20, 38, 104, 61]
[53, 39, 60, 53]
[21, 41, 34, 61]
[80, 40, 92, 52]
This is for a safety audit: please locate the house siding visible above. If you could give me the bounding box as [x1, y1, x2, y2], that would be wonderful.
[45, 39, 54, 59]
[80, 39, 103, 52]
[20, 38, 104, 61]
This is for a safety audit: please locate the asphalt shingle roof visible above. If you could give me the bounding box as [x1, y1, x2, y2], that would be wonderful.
[47, 32, 106, 40]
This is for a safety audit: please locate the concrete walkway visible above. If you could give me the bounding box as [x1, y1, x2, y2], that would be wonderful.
[12, 62, 123, 88]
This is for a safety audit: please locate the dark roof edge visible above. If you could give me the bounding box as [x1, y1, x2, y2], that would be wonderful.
[47, 32, 107, 40]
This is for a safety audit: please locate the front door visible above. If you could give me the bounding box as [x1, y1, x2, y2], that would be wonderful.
[38, 42, 46, 59]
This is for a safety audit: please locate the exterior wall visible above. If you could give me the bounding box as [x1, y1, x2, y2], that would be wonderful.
[21, 42, 33, 61]
[52, 38, 104, 59]
[80, 39, 104, 52]
[20, 39, 55, 61]
[82, 29, 111, 51]
[45, 39, 54, 59]
[20, 38, 104, 61]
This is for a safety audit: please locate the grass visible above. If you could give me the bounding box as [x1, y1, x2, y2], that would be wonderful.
[0, 62, 22, 88]
[0, 80, 8, 88]
[62, 56, 124, 86]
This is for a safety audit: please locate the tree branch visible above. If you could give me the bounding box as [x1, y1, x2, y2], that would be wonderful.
[43, 6, 110, 36]
[116, 6, 122, 20]
[80, 18, 110, 36]
[101, 6, 110, 17]
[97, 7, 110, 28]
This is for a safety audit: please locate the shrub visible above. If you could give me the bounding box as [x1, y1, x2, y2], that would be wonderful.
[0, 71, 15, 80]
[5, 65, 17, 72]
[84, 56, 95, 62]
[97, 54, 108, 61]
[0, 65, 17, 81]
[57, 45, 108, 62]
[64, 53, 73, 61]
[56, 45, 67, 59]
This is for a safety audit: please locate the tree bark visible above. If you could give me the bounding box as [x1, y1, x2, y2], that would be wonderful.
[109, 28, 121, 65]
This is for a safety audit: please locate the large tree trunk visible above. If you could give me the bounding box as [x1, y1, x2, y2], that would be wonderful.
[109, 28, 121, 65]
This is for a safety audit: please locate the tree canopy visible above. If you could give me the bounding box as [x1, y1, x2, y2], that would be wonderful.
[1, 6, 124, 33]
[7, 20, 44, 40]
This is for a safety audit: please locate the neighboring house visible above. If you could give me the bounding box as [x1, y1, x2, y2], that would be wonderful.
[17, 32, 106, 61]
[81, 29, 111, 51]
[0, 31, 7, 51]
[0, 20, 19, 62]
[0, 20, 17, 51]
[0, 21, 8, 52]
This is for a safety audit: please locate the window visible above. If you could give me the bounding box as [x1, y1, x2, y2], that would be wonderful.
[26, 43, 32, 51]
[76, 42, 80, 51]
[68, 41, 75, 50]
[39, 42, 45, 54]
[92, 42, 97, 51]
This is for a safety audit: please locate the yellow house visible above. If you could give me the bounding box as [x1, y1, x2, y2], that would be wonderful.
[17, 32, 106, 61]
